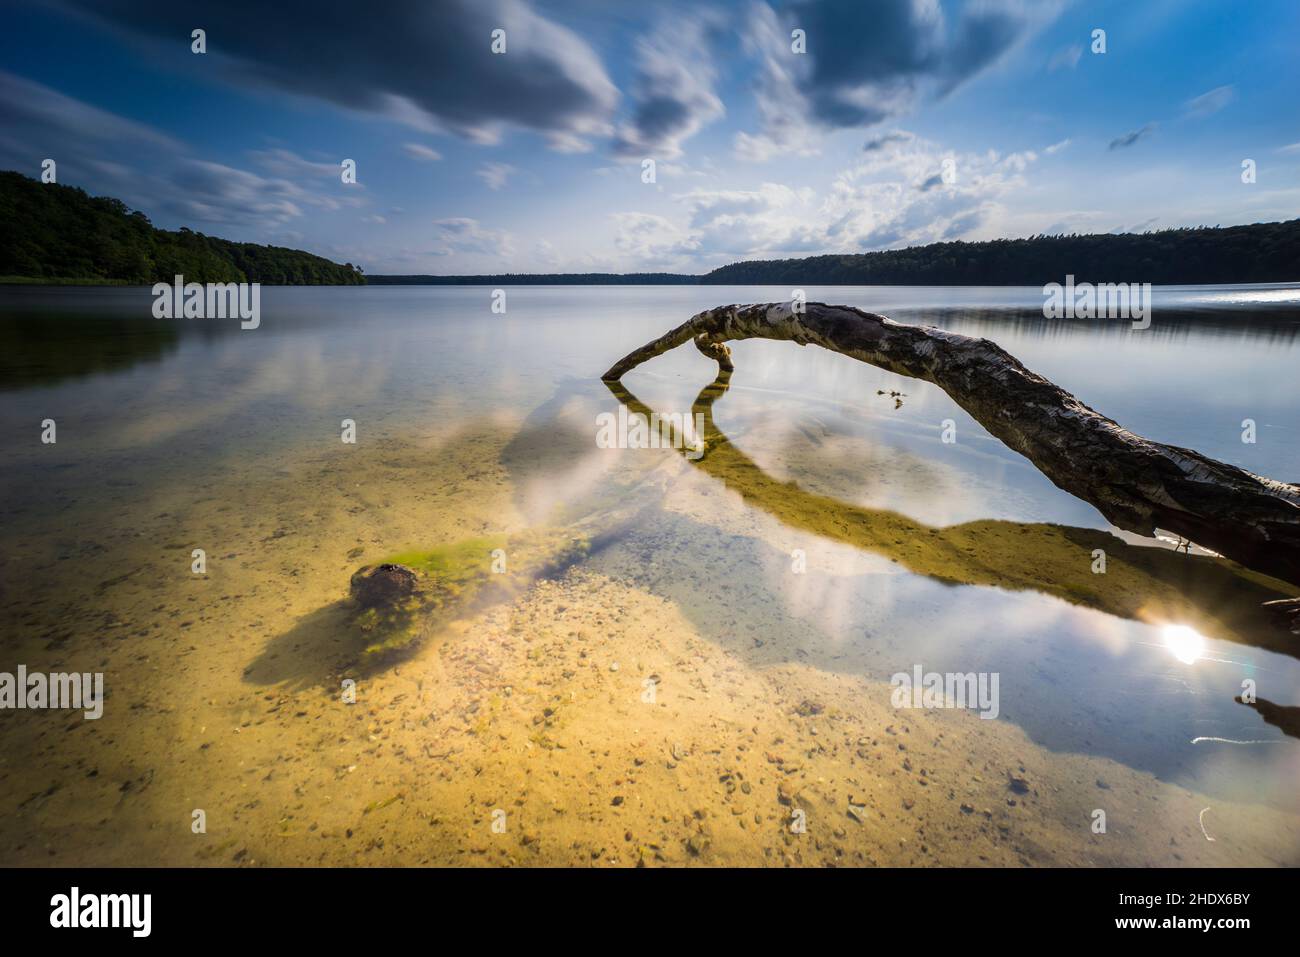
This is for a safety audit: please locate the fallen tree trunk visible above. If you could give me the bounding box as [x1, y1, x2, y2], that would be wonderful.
[603, 302, 1300, 587]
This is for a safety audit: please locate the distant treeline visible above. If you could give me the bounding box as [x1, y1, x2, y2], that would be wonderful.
[372, 220, 1300, 286]
[701, 221, 1300, 286]
[368, 273, 698, 285]
[0, 171, 365, 285]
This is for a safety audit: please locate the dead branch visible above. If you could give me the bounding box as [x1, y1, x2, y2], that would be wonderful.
[603, 302, 1300, 586]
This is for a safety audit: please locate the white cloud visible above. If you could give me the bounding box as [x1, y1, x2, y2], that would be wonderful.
[430, 217, 514, 258]
[609, 134, 1041, 269]
[1184, 85, 1234, 118]
[1047, 44, 1082, 71]
[675, 182, 820, 256]
[476, 162, 516, 190]
[247, 147, 342, 179]
[822, 138, 1040, 249]
[167, 160, 311, 227]
[610, 211, 695, 267]
[402, 143, 443, 162]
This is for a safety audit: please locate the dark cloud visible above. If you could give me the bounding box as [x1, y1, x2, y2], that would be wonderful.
[794, 0, 1041, 124]
[863, 130, 914, 152]
[1108, 123, 1156, 151]
[937, 1, 1032, 94]
[0, 71, 359, 234]
[631, 98, 694, 145]
[791, 0, 940, 126]
[60, 0, 618, 150]
[0, 69, 179, 171]
[612, 17, 723, 159]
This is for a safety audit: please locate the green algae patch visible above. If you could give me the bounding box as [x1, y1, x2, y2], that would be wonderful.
[350, 531, 590, 656]
[385, 535, 507, 590]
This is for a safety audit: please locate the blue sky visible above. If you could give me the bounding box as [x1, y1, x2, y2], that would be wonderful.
[1, 0, 1297, 274]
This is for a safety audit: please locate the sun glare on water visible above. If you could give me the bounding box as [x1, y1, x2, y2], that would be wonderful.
[1163, 624, 1207, 664]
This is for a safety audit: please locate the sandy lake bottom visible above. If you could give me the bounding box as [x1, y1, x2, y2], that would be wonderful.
[2, 285, 1298, 866]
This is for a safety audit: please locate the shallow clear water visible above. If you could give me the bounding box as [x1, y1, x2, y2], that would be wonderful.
[1, 283, 1298, 867]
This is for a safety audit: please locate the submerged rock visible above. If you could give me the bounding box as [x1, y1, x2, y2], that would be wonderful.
[350, 563, 419, 608]
[346, 531, 592, 656]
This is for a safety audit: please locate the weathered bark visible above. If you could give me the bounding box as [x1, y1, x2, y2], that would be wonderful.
[603, 302, 1300, 587]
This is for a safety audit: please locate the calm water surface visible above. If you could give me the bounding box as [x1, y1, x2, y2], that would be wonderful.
[1, 283, 1297, 866]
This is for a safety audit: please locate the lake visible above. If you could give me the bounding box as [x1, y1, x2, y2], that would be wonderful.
[1, 283, 1298, 866]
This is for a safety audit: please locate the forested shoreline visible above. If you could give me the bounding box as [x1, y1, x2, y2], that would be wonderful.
[0, 171, 365, 285]
[700, 221, 1300, 286]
